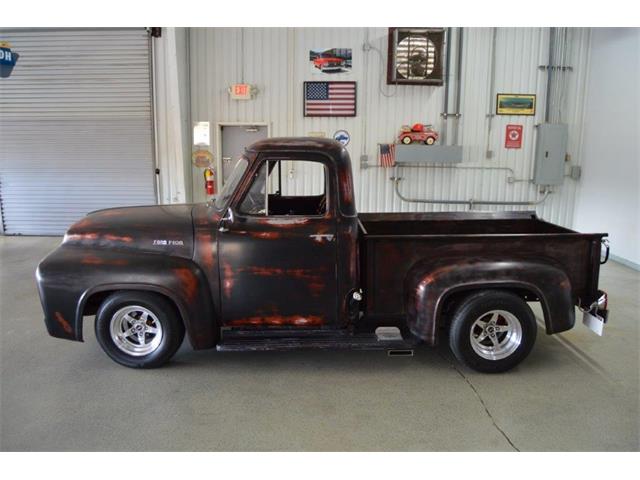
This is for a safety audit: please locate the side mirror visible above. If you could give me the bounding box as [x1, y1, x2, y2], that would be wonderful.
[218, 208, 235, 233]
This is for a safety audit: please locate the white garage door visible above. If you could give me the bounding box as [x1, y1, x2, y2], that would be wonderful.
[0, 28, 156, 235]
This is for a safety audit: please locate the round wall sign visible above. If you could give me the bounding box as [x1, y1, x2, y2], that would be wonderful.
[333, 130, 350, 146]
[192, 149, 213, 168]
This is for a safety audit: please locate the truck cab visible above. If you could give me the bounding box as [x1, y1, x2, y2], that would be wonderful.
[37, 138, 609, 373]
[197, 138, 359, 329]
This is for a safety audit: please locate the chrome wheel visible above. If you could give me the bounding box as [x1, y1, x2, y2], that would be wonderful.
[469, 310, 522, 361]
[109, 305, 163, 357]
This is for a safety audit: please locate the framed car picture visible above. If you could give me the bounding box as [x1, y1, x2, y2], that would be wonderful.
[496, 94, 536, 116]
[309, 48, 352, 75]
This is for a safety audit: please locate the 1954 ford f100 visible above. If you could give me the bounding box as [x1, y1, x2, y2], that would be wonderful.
[36, 138, 610, 372]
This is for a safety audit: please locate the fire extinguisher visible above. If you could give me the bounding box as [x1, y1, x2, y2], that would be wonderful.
[204, 167, 216, 197]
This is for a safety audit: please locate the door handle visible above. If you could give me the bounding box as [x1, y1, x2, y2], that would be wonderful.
[309, 234, 334, 242]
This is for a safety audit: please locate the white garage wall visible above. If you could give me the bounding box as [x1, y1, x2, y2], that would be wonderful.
[152, 27, 192, 204]
[573, 28, 640, 268]
[156, 28, 594, 228]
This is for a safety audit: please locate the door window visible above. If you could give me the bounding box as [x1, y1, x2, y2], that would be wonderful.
[238, 160, 327, 216]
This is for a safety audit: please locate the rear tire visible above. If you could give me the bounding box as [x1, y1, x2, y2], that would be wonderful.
[448, 290, 537, 373]
[402, 136, 412, 144]
[95, 291, 185, 368]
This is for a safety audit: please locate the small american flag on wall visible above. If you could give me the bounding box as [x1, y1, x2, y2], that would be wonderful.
[304, 81, 357, 117]
[379, 143, 396, 167]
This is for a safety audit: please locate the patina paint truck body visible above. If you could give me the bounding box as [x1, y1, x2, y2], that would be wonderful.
[36, 138, 609, 371]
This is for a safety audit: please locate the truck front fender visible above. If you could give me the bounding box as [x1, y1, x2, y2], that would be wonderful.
[404, 257, 574, 345]
[36, 246, 217, 350]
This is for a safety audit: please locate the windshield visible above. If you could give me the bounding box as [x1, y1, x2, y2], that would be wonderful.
[214, 157, 248, 211]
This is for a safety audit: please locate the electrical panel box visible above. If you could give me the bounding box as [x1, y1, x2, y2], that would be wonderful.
[534, 123, 568, 185]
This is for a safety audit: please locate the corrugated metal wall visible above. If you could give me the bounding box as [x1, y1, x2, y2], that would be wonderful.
[186, 27, 591, 228]
[0, 28, 156, 235]
[152, 27, 191, 204]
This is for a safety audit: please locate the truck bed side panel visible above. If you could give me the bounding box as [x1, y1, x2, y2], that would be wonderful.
[363, 234, 603, 319]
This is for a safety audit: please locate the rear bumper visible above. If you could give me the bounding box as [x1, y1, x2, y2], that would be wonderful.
[583, 289, 609, 322]
[594, 289, 609, 322]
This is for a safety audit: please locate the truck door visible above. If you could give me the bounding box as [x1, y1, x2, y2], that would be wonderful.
[217, 155, 338, 327]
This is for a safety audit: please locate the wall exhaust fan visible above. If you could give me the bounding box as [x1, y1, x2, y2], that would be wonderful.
[387, 27, 445, 86]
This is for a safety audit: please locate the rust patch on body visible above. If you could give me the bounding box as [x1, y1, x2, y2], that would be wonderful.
[419, 264, 457, 287]
[237, 266, 327, 296]
[251, 231, 282, 240]
[103, 234, 133, 243]
[239, 266, 325, 279]
[263, 217, 310, 227]
[339, 168, 355, 207]
[308, 281, 325, 296]
[197, 231, 216, 272]
[54, 312, 73, 335]
[234, 230, 282, 240]
[173, 268, 198, 303]
[81, 255, 127, 266]
[228, 315, 323, 327]
[71, 217, 94, 230]
[222, 260, 234, 299]
[65, 232, 99, 243]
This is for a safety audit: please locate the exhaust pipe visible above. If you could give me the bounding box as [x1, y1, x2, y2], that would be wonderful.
[387, 349, 414, 357]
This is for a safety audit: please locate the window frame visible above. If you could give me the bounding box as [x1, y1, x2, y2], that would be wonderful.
[213, 156, 249, 212]
[234, 156, 332, 220]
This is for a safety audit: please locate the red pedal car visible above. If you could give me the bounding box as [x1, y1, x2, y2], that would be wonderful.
[399, 123, 439, 145]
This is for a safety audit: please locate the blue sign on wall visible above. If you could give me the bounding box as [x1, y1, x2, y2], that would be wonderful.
[333, 129, 350, 147]
[0, 41, 18, 78]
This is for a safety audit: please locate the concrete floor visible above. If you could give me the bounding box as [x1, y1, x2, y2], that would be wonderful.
[1, 235, 638, 451]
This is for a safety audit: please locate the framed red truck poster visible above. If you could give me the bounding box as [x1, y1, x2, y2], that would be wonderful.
[505, 124, 523, 149]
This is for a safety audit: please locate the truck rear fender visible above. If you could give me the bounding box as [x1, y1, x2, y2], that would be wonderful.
[404, 258, 574, 345]
[37, 246, 217, 350]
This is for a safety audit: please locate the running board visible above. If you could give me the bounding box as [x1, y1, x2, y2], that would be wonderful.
[217, 328, 417, 353]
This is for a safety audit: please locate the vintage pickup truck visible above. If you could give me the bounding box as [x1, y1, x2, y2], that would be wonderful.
[36, 138, 609, 372]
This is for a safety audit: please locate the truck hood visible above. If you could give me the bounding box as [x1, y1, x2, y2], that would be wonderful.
[63, 204, 195, 258]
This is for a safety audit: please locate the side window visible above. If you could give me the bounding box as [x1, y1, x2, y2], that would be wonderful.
[239, 159, 327, 216]
[239, 162, 268, 215]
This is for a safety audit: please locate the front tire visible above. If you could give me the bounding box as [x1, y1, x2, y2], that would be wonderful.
[95, 291, 185, 368]
[401, 136, 412, 144]
[448, 290, 537, 373]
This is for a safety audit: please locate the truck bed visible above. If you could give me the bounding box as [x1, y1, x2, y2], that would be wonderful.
[358, 211, 605, 320]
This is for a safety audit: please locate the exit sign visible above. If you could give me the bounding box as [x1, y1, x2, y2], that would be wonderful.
[229, 83, 254, 100]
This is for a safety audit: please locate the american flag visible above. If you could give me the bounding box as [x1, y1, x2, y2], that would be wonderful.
[379, 143, 396, 167]
[304, 81, 356, 117]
